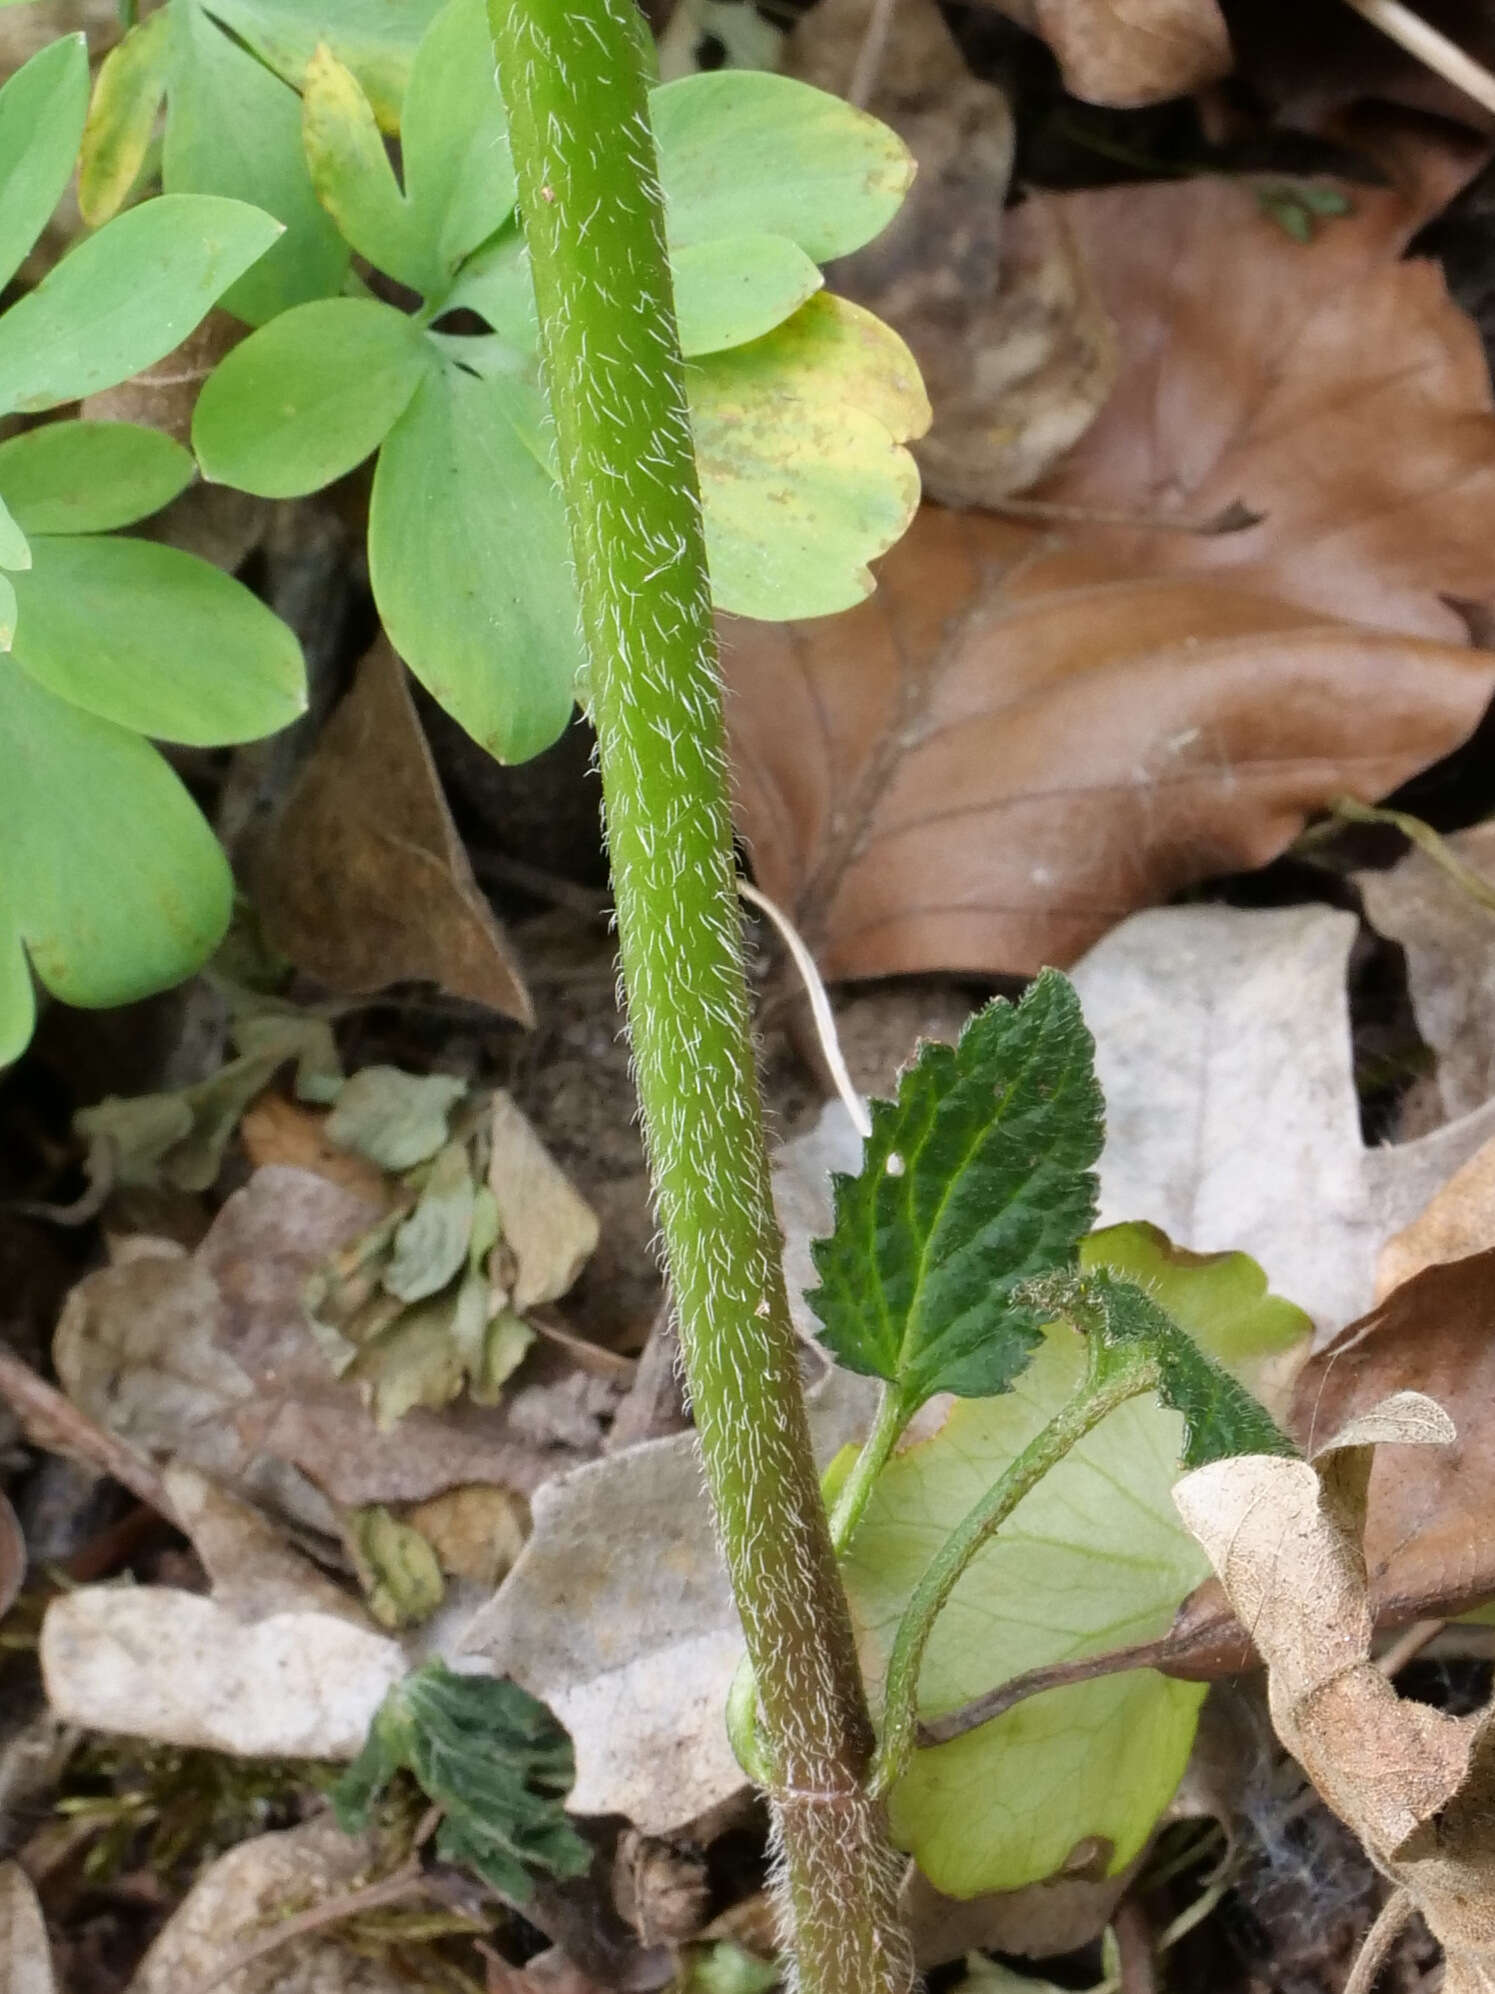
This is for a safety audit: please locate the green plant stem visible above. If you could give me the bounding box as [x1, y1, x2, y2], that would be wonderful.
[869, 1354, 1156, 1799]
[486, 6, 911, 1989]
[1328, 794, 1495, 915]
[828, 1384, 910, 1554]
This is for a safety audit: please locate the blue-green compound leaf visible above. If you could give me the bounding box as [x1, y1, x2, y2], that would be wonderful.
[0, 35, 89, 297]
[0, 194, 282, 414]
[193, 297, 433, 498]
[672, 234, 823, 356]
[810, 968, 1104, 1414]
[838, 1223, 1312, 1898]
[653, 69, 913, 261]
[333, 1660, 591, 1899]
[0, 423, 194, 536]
[0, 661, 233, 1066]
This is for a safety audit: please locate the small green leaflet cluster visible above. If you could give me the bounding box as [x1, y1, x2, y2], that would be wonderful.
[333, 1661, 591, 1899]
[0, 35, 305, 1068]
[1022, 1265, 1298, 1467]
[177, 0, 926, 762]
[809, 969, 1105, 1414]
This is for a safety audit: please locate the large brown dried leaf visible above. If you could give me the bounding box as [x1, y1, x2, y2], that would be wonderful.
[726, 181, 1495, 979]
[787, 0, 1116, 508]
[256, 641, 532, 1023]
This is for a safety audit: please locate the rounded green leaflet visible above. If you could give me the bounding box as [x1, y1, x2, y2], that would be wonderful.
[836, 1223, 1311, 1897]
[0, 194, 284, 415]
[369, 360, 581, 763]
[9, 535, 306, 746]
[0, 423, 194, 536]
[194, 296, 433, 498]
[0, 659, 233, 1062]
[301, 43, 430, 294]
[399, 0, 517, 285]
[692, 293, 928, 620]
[0, 35, 89, 298]
[0, 494, 29, 573]
[164, 0, 350, 327]
[672, 234, 823, 357]
[651, 69, 914, 262]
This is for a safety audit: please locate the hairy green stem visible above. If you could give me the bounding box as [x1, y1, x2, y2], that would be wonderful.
[828, 1384, 911, 1554]
[869, 1353, 1156, 1799]
[486, 6, 912, 1987]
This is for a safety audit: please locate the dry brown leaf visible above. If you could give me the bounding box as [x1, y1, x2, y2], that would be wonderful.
[0, 1492, 23, 1623]
[81, 311, 244, 446]
[488, 1092, 601, 1312]
[240, 1093, 392, 1203]
[1026, 0, 1232, 108]
[1175, 1396, 1495, 1994]
[786, 0, 1115, 508]
[256, 641, 532, 1023]
[0, 1863, 55, 1994]
[726, 179, 1495, 978]
[1377, 1135, 1495, 1294]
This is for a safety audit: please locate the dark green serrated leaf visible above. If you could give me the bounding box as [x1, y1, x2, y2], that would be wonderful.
[333, 1661, 591, 1899]
[1025, 1267, 1298, 1468]
[808, 969, 1104, 1411]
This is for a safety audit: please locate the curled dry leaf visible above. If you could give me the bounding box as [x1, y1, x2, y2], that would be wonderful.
[726, 180, 1495, 980]
[0, 1490, 23, 1622]
[1376, 1134, 1495, 1296]
[1174, 1395, 1495, 1994]
[1016, 0, 1232, 108]
[255, 640, 532, 1023]
[0, 1863, 54, 1994]
[787, 0, 1115, 509]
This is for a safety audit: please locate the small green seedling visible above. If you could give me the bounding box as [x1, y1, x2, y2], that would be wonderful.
[0, 35, 305, 1065]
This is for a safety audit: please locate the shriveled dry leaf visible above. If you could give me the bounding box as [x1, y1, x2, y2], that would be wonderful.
[726, 181, 1495, 979]
[1357, 821, 1495, 1126]
[1017, 0, 1233, 107]
[57, 1167, 608, 1517]
[241, 1093, 391, 1202]
[0, 1862, 54, 1994]
[1174, 1396, 1495, 1994]
[787, 0, 1114, 509]
[126, 1816, 409, 1994]
[0, 1492, 23, 1623]
[488, 1091, 601, 1312]
[256, 641, 532, 1023]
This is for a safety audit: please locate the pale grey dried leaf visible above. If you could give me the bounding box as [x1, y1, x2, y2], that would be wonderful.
[1069, 902, 1495, 1332]
[488, 1090, 600, 1311]
[0, 1862, 54, 1994]
[325, 1068, 468, 1173]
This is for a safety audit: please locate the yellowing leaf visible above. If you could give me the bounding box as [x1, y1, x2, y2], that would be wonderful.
[78, 9, 170, 227]
[691, 292, 928, 618]
[301, 42, 428, 293]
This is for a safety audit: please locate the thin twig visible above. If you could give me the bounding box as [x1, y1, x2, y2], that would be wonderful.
[1339, 0, 1495, 118]
[183, 1861, 437, 1994]
[992, 493, 1262, 536]
[738, 879, 871, 1140]
[0, 1347, 177, 1525]
[917, 1636, 1177, 1745]
[1330, 795, 1495, 916]
[1343, 1888, 1416, 1994]
[1113, 1894, 1157, 1994]
[846, 0, 898, 107]
[1376, 1618, 1447, 1678]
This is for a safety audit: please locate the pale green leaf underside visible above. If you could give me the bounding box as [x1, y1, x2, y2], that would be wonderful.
[0, 422, 194, 536]
[692, 293, 927, 620]
[840, 1225, 1311, 1897]
[0, 35, 89, 297]
[0, 194, 282, 414]
[369, 361, 580, 763]
[0, 571, 15, 648]
[810, 969, 1103, 1410]
[0, 661, 232, 1059]
[165, 0, 349, 326]
[673, 234, 823, 356]
[10, 535, 306, 745]
[0, 492, 29, 571]
[193, 296, 432, 497]
[652, 69, 914, 263]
